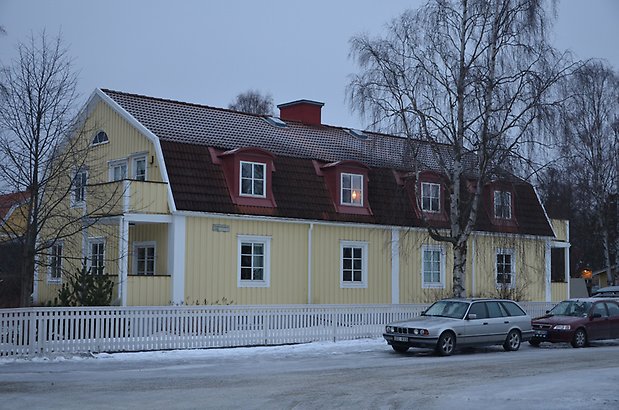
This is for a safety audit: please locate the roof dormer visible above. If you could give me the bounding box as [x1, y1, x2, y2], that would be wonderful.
[399, 170, 448, 222]
[210, 147, 277, 208]
[314, 160, 372, 216]
[486, 180, 518, 231]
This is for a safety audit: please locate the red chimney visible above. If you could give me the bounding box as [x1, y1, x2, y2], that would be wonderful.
[277, 99, 324, 126]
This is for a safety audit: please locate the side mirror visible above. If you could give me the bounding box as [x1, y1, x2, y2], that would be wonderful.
[467, 313, 477, 320]
[545, 310, 550, 314]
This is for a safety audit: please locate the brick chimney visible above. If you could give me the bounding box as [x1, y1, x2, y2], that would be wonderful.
[277, 99, 324, 126]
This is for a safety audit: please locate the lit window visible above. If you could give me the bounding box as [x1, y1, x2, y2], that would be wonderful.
[89, 239, 105, 275]
[133, 156, 147, 181]
[340, 241, 368, 288]
[421, 182, 440, 212]
[48, 243, 63, 283]
[134, 242, 155, 275]
[240, 161, 266, 197]
[109, 160, 127, 181]
[341, 173, 363, 206]
[494, 191, 512, 219]
[238, 235, 271, 287]
[422, 245, 444, 288]
[92, 130, 109, 145]
[496, 249, 515, 288]
[72, 170, 87, 207]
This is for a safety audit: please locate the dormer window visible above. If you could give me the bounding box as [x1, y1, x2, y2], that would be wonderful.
[494, 190, 512, 219]
[210, 147, 276, 208]
[92, 130, 108, 146]
[240, 161, 266, 197]
[421, 182, 440, 212]
[341, 173, 363, 206]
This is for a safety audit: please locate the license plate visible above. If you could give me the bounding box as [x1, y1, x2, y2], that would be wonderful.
[394, 336, 408, 342]
[535, 330, 547, 337]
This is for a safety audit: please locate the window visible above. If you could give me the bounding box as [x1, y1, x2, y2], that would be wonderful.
[133, 156, 147, 181]
[494, 190, 512, 219]
[593, 303, 608, 318]
[496, 249, 515, 288]
[92, 130, 108, 145]
[134, 242, 155, 276]
[468, 302, 488, 319]
[109, 160, 128, 181]
[237, 235, 271, 287]
[240, 161, 266, 197]
[486, 301, 508, 318]
[341, 173, 363, 206]
[606, 302, 619, 317]
[88, 238, 105, 275]
[421, 182, 440, 212]
[71, 170, 87, 207]
[48, 243, 63, 283]
[340, 241, 368, 288]
[422, 245, 445, 288]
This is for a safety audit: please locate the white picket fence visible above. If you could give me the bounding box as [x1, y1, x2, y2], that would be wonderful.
[0, 302, 554, 357]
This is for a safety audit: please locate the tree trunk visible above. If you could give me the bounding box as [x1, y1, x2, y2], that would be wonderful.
[452, 242, 468, 298]
[19, 244, 36, 307]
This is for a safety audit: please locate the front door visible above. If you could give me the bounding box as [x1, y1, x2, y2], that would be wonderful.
[586, 302, 611, 341]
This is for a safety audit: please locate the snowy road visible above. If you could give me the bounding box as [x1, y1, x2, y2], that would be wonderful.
[2, 339, 619, 409]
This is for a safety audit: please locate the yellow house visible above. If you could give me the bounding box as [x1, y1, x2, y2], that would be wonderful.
[35, 89, 570, 306]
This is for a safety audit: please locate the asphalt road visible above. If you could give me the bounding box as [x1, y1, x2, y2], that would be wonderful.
[1, 339, 619, 410]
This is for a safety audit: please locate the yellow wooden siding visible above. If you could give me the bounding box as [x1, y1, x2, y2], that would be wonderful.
[126, 275, 171, 306]
[184, 217, 308, 305]
[470, 235, 546, 301]
[550, 219, 568, 242]
[128, 223, 169, 276]
[551, 282, 568, 302]
[84, 101, 162, 184]
[310, 225, 391, 304]
[129, 181, 169, 214]
[398, 230, 455, 303]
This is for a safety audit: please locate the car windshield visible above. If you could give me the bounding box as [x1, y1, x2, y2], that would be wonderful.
[424, 301, 469, 319]
[549, 301, 592, 317]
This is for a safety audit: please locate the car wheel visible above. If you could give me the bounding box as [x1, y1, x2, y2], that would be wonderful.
[391, 344, 409, 353]
[528, 339, 541, 347]
[571, 328, 587, 348]
[436, 331, 456, 356]
[503, 329, 521, 351]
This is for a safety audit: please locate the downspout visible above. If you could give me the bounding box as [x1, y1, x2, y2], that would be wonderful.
[565, 220, 571, 298]
[307, 223, 314, 304]
[118, 216, 129, 306]
[471, 234, 476, 296]
[391, 228, 399, 304]
[545, 240, 552, 302]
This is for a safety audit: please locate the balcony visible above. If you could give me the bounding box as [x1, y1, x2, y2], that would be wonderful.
[87, 180, 170, 217]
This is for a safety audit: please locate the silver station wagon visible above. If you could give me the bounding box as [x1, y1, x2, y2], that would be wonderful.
[383, 298, 533, 356]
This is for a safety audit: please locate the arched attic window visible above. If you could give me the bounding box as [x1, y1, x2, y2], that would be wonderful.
[92, 130, 109, 146]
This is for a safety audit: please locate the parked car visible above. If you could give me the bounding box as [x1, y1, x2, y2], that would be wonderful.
[383, 298, 533, 356]
[530, 298, 619, 348]
[591, 286, 619, 298]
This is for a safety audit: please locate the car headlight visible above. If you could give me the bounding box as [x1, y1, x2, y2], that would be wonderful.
[553, 324, 571, 330]
[386, 326, 394, 333]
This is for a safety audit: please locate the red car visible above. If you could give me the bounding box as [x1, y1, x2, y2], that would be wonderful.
[530, 298, 619, 348]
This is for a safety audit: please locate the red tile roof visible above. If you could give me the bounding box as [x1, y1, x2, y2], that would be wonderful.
[103, 89, 554, 237]
[0, 191, 29, 223]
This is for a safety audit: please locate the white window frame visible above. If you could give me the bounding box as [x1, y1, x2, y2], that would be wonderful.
[239, 161, 267, 198]
[421, 244, 445, 288]
[496, 248, 515, 289]
[88, 237, 106, 275]
[71, 169, 88, 208]
[108, 159, 128, 182]
[47, 241, 63, 284]
[340, 173, 364, 206]
[494, 190, 512, 219]
[133, 241, 156, 276]
[91, 130, 109, 146]
[132, 155, 147, 181]
[421, 182, 441, 212]
[340, 240, 368, 288]
[237, 235, 271, 288]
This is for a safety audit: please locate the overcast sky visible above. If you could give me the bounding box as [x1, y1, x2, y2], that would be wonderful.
[1, 0, 618, 129]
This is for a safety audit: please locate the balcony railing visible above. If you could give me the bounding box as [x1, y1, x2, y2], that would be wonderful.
[87, 180, 170, 216]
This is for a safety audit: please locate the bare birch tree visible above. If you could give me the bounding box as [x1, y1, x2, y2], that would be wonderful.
[348, 0, 573, 297]
[0, 33, 121, 306]
[558, 61, 619, 285]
